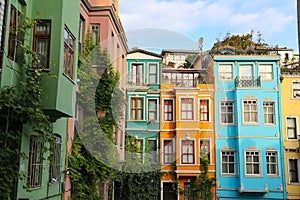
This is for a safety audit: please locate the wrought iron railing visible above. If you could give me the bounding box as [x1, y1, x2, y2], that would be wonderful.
[235, 76, 261, 88]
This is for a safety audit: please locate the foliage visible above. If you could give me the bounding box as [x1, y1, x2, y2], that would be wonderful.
[183, 54, 197, 68]
[210, 31, 269, 55]
[0, 17, 53, 199]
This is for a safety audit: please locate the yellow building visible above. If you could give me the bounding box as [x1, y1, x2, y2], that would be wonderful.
[281, 65, 300, 199]
[160, 68, 216, 200]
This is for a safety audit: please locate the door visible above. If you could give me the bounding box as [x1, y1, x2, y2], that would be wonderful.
[163, 182, 177, 200]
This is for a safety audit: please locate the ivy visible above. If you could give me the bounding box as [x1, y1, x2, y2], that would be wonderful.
[0, 17, 53, 199]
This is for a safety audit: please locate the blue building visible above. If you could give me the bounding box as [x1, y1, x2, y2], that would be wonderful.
[125, 49, 162, 162]
[213, 55, 286, 199]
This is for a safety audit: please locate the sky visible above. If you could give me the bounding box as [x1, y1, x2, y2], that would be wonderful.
[119, 0, 298, 53]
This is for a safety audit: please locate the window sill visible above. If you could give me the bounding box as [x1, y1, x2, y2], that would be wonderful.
[220, 123, 236, 126]
[220, 174, 237, 177]
[242, 122, 260, 126]
[264, 123, 276, 126]
[28, 186, 42, 191]
[63, 73, 75, 84]
[244, 175, 262, 178]
[288, 182, 300, 185]
[267, 175, 280, 178]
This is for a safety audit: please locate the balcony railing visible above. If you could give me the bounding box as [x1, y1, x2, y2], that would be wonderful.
[127, 75, 146, 86]
[235, 76, 261, 88]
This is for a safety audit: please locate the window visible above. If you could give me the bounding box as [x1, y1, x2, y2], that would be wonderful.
[220, 101, 234, 124]
[264, 102, 275, 124]
[286, 117, 298, 139]
[89, 24, 99, 44]
[8, 6, 20, 60]
[259, 64, 273, 80]
[136, 139, 143, 159]
[219, 64, 233, 80]
[163, 140, 174, 164]
[243, 100, 258, 123]
[63, 27, 75, 80]
[28, 136, 44, 188]
[181, 140, 195, 164]
[266, 151, 278, 176]
[292, 81, 300, 98]
[130, 64, 144, 86]
[33, 20, 51, 69]
[49, 135, 62, 183]
[148, 99, 157, 121]
[221, 151, 236, 175]
[181, 98, 194, 120]
[289, 159, 299, 183]
[199, 99, 209, 121]
[130, 97, 143, 120]
[164, 99, 173, 121]
[149, 64, 157, 83]
[200, 139, 210, 163]
[245, 150, 261, 175]
[184, 183, 191, 200]
[148, 140, 157, 162]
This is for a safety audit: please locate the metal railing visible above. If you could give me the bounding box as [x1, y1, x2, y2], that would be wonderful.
[235, 76, 261, 88]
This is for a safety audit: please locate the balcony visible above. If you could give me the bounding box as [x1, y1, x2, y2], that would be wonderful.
[235, 76, 261, 88]
[127, 75, 146, 86]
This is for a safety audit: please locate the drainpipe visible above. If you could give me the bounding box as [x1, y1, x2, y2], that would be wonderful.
[0, 0, 9, 80]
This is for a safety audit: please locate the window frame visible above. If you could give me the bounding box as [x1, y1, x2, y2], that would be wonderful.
[162, 139, 175, 165]
[28, 136, 44, 189]
[8, 5, 20, 61]
[288, 158, 300, 184]
[199, 138, 211, 164]
[220, 101, 234, 125]
[244, 149, 262, 177]
[129, 63, 144, 86]
[266, 150, 279, 176]
[180, 97, 195, 121]
[148, 63, 158, 84]
[33, 20, 51, 69]
[263, 101, 275, 125]
[286, 116, 298, 140]
[89, 23, 100, 44]
[148, 99, 158, 122]
[63, 26, 75, 80]
[49, 135, 62, 183]
[221, 150, 236, 176]
[130, 97, 144, 120]
[181, 139, 195, 165]
[292, 81, 300, 99]
[199, 99, 210, 122]
[163, 99, 174, 122]
[243, 99, 259, 124]
[258, 63, 273, 81]
[218, 63, 233, 81]
[135, 138, 143, 160]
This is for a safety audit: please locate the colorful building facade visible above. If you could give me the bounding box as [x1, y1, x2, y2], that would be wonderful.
[214, 55, 286, 199]
[0, 0, 80, 199]
[280, 64, 300, 199]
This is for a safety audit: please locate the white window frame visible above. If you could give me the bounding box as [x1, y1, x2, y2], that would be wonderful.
[244, 149, 262, 177]
[220, 101, 234, 125]
[180, 138, 196, 165]
[129, 63, 145, 86]
[286, 116, 299, 140]
[162, 98, 175, 122]
[218, 63, 233, 81]
[263, 101, 275, 125]
[242, 99, 259, 124]
[89, 23, 100, 44]
[266, 150, 279, 176]
[292, 81, 300, 99]
[258, 63, 273, 81]
[129, 96, 145, 121]
[199, 138, 211, 164]
[148, 98, 159, 122]
[179, 97, 195, 121]
[162, 138, 175, 165]
[148, 63, 158, 84]
[288, 158, 300, 184]
[220, 150, 236, 176]
[199, 98, 210, 122]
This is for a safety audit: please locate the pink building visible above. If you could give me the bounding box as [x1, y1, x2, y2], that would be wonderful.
[64, 0, 128, 199]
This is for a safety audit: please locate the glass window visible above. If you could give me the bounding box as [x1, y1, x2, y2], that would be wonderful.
[149, 64, 157, 83]
[181, 98, 194, 120]
[220, 101, 234, 124]
[130, 64, 144, 86]
[245, 150, 260, 175]
[33, 20, 51, 69]
[63, 27, 75, 80]
[259, 64, 273, 80]
[181, 140, 194, 164]
[28, 136, 44, 188]
[221, 151, 236, 175]
[89, 24, 100, 44]
[164, 99, 173, 121]
[148, 99, 157, 121]
[130, 97, 143, 120]
[289, 159, 299, 183]
[163, 139, 174, 164]
[200, 139, 210, 163]
[243, 100, 258, 123]
[200, 99, 209, 121]
[264, 102, 275, 124]
[49, 135, 62, 183]
[219, 64, 233, 80]
[286, 117, 298, 139]
[148, 140, 157, 162]
[135, 139, 143, 160]
[266, 151, 278, 175]
[292, 81, 300, 98]
[8, 6, 20, 61]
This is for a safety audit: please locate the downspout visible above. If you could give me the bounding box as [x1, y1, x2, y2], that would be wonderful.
[277, 60, 286, 199]
[0, 0, 9, 79]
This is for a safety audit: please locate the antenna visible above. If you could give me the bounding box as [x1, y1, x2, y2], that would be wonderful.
[197, 37, 204, 50]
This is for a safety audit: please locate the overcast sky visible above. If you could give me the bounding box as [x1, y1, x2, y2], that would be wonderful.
[120, 0, 298, 53]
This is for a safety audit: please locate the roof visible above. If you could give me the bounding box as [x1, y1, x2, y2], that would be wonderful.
[127, 48, 163, 58]
[161, 49, 199, 55]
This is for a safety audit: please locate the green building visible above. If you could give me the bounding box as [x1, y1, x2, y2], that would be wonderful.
[0, 0, 80, 199]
